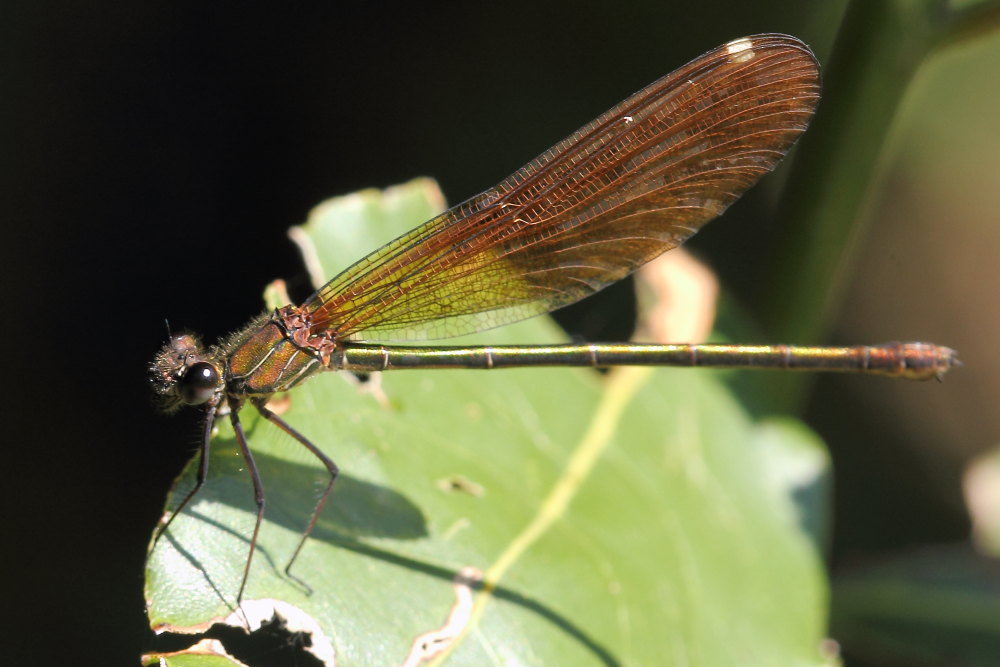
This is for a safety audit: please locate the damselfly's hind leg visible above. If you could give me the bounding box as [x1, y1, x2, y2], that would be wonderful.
[253, 397, 340, 595]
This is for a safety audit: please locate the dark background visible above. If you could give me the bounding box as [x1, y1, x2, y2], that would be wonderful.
[6, 1, 998, 664]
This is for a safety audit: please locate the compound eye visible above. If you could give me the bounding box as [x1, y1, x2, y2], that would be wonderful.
[178, 362, 220, 405]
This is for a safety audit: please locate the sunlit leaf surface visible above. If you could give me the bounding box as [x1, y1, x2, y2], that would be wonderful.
[145, 179, 832, 666]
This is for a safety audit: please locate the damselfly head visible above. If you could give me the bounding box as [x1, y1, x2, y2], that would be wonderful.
[150, 333, 224, 413]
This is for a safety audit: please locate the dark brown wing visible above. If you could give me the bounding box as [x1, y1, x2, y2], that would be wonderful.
[302, 33, 820, 341]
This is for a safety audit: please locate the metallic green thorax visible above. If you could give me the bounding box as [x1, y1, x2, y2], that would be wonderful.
[225, 312, 323, 396]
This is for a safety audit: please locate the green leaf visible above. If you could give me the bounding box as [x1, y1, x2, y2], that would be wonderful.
[145, 179, 833, 666]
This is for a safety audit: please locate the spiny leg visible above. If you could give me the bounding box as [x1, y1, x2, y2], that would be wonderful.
[253, 398, 339, 595]
[229, 398, 266, 608]
[151, 402, 218, 551]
